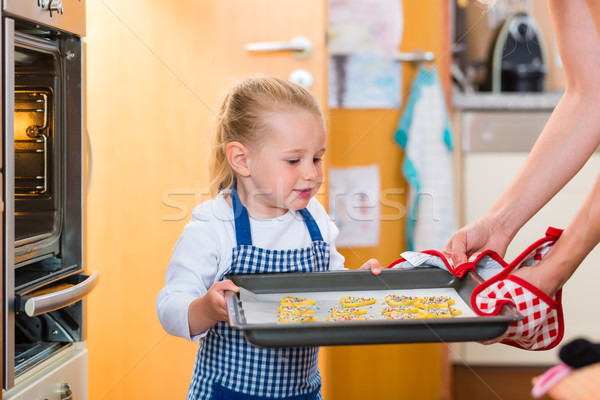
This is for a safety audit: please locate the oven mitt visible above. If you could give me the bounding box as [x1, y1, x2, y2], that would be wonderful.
[388, 248, 505, 278]
[387, 227, 565, 351]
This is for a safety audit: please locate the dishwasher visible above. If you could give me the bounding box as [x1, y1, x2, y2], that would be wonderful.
[453, 110, 600, 365]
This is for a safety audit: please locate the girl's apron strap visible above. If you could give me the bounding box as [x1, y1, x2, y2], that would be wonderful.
[298, 208, 324, 242]
[230, 187, 252, 246]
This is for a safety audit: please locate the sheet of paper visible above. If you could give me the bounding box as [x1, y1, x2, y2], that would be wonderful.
[329, 165, 380, 248]
[329, 55, 401, 108]
[328, 0, 404, 109]
[329, 0, 403, 57]
[239, 287, 477, 325]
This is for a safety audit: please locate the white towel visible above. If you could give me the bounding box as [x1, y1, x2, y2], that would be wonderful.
[394, 66, 456, 251]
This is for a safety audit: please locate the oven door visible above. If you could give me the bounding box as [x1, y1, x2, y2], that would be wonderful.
[3, 17, 97, 392]
[12, 30, 63, 268]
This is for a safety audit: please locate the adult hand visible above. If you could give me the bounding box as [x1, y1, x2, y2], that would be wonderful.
[443, 216, 513, 267]
[359, 258, 383, 275]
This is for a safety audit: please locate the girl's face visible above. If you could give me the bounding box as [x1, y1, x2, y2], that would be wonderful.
[240, 108, 326, 218]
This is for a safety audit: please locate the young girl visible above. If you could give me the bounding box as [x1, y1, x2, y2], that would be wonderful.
[157, 74, 381, 400]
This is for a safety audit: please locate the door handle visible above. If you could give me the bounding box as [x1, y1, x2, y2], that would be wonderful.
[20, 271, 100, 317]
[245, 36, 312, 59]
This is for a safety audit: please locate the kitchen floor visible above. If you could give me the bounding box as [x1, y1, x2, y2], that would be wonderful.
[452, 365, 552, 400]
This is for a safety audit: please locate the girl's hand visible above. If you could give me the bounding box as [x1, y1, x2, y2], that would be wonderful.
[359, 258, 382, 275]
[202, 280, 240, 322]
[188, 280, 239, 336]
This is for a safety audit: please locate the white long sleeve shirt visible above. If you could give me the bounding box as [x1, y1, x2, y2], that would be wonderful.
[156, 193, 345, 341]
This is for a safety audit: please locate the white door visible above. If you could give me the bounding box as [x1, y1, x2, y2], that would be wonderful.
[85, 1, 327, 398]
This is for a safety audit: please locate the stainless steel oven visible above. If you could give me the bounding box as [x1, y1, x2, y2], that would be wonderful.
[2, 1, 97, 398]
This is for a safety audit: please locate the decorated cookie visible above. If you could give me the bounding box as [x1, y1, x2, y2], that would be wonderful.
[340, 296, 376, 308]
[280, 296, 316, 307]
[330, 306, 368, 316]
[414, 296, 456, 310]
[418, 306, 462, 319]
[384, 310, 420, 320]
[385, 294, 416, 307]
[326, 314, 367, 322]
[381, 305, 418, 316]
[278, 305, 315, 316]
[278, 313, 317, 323]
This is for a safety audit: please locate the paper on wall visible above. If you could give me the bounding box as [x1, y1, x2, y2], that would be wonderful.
[328, 0, 404, 109]
[328, 165, 380, 248]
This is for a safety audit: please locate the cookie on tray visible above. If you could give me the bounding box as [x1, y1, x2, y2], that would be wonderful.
[340, 296, 376, 308]
[330, 306, 368, 316]
[280, 296, 316, 307]
[414, 296, 456, 310]
[278, 313, 317, 323]
[278, 305, 315, 316]
[385, 294, 416, 307]
[326, 314, 367, 322]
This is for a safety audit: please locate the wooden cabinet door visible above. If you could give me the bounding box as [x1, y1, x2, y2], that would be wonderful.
[85, 2, 326, 399]
[324, 2, 452, 399]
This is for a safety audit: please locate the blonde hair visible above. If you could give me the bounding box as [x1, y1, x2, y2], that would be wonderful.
[209, 74, 324, 196]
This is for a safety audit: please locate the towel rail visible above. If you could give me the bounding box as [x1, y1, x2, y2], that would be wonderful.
[394, 50, 435, 63]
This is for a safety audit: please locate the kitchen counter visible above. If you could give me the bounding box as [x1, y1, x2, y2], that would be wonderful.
[452, 90, 564, 111]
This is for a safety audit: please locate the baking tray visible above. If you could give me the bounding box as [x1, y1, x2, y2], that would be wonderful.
[225, 269, 522, 347]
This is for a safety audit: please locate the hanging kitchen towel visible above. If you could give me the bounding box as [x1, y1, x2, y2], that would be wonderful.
[386, 227, 565, 351]
[395, 66, 456, 251]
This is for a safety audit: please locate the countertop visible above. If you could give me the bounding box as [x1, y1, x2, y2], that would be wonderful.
[452, 90, 564, 111]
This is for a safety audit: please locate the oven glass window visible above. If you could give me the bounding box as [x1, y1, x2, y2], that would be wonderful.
[14, 45, 61, 264]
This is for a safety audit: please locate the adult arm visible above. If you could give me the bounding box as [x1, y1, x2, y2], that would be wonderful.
[513, 173, 600, 296]
[444, 0, 600, 266]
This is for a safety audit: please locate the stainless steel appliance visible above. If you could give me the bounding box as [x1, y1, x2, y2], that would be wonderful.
[488, 13, 548, 92]
[2, 1, 98, 399]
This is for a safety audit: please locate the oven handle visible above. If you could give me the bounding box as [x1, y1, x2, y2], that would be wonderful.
[21, 271, 100, 317]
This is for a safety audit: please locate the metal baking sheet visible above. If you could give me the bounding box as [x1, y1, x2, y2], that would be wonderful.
[226, 269, 522, 347]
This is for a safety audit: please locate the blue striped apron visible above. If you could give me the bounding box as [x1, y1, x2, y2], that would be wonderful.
[187, 187, 330, 400]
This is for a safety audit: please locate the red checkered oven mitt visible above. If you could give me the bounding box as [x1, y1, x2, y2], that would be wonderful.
[387, 227, 565, 351]
[471, 227, 564, 351]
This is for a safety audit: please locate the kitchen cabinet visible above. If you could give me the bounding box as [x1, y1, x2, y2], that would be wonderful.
[324, 2, 453, 399]
[452, 99, 600, 366]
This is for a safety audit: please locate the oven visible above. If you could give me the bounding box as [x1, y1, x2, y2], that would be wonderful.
[1, 1, 98, 399]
